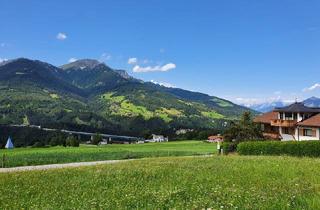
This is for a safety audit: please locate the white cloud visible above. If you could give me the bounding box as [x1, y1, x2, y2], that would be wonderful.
[150, 80, 175, 88]
[133, 63, 176, 73]
[56, 32, 67, 40]
[0, 58, 8, 63]
[100, 53, 112, 62]
[303, 83, 320, 92]
[234, 97, 260, 105]
[232, 95, 295, 107]
[68, 58, 77, 63]
[128, 57, 137, 64]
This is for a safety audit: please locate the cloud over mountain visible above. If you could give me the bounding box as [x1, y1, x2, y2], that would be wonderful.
[303, 83, 320, 92]
[128, 57, 137, 64]
[68, 58, 77, 63]
[133, 63, 176, 73]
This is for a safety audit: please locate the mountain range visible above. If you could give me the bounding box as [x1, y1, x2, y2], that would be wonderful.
[242, 97, 320, 113]
[0, 58, 254, 137]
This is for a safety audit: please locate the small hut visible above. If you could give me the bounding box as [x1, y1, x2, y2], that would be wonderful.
[5, 137, 14, 149]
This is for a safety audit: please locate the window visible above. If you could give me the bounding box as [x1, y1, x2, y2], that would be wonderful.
[285, 113, 292, 120]
[293, 113, 297, 120]
[279, 113, 283, 119]
[282, 127, 289, 134]
[282, 127, 294, 135]
[303, 129, 313, 137]
[301, 113, 311, 120]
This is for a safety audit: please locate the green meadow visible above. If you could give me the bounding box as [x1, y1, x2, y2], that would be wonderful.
[1, 156, 320, 209]
[0, 141, 215, 167]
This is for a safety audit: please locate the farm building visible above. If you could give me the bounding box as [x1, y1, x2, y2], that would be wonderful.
[151, 134, 168, 142]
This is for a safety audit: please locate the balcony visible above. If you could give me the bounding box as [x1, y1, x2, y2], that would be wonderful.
[270, 119, 297, 127]
[262, 132, 280, 140]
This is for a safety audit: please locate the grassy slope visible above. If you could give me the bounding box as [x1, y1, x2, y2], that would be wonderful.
[1, 141, 215, 167]
[0, 156, 320, 209]
[95, 89, 230, 130]
[0, 85, 87, 125]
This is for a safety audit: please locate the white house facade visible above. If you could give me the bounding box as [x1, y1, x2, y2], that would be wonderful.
[254, 102, 320, 141]
[151, 134, 168, 142]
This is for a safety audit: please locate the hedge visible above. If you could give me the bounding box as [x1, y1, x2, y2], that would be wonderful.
[222, 142, 237, 155]
[237, 141, 320, 157]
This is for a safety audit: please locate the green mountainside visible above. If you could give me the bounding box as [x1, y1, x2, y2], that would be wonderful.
[0, 58, 255, 136]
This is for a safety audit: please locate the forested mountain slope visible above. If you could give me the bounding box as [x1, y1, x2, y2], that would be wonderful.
[0, 58, 256, 136]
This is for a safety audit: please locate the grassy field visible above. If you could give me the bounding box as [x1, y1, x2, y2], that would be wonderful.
[0, 141, 215, 167]
[0, 156, 320, 209]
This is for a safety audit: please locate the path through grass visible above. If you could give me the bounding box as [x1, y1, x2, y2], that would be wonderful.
[0, 141, 215, 167]
[0, 156, 320, 209]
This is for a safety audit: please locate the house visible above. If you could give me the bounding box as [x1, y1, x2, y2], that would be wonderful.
[254, 102, 320, 141]
[175, 129, 193, 135]
[207, 135, 224, 142]
[151, 134, 168, 142]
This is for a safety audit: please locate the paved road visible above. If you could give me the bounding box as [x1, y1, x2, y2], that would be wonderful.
[0, 159, 132, 173]
[10, 124, 140, 140]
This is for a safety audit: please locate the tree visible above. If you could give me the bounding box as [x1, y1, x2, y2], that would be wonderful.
[91, 133, 102, 145]
[66, 136, 80, 147]
[49, 132, 66, 146]
[224, 111, 263, 143]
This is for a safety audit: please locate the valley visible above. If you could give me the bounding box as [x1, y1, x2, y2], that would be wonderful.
[0, 58, 254, 144]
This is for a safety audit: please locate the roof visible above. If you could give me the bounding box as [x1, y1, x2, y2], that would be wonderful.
[208, 135, 223, 139]
[297, 114, 320, 127]
[253, 111, 278, 124]
[274, 102, 320, 113]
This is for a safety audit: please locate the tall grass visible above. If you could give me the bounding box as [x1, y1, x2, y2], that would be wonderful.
[0, 156, 320, 209]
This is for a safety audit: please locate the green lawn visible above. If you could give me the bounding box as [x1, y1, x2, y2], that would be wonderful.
[1, 156, 320, 209]
[0, 141, 215, 167]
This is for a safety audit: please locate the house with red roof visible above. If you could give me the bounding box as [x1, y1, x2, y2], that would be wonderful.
[254, 102, 320, 141]
[207, 135, 224, 142]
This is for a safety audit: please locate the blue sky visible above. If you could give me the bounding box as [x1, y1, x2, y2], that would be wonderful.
[1, 0, 320, 105]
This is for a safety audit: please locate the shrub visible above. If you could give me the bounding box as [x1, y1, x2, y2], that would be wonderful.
[66, 136, 80, 147]
[237, 141, 320, 157]
[49, 135, 66, 147]
[91, 133, 102, 145]
[222, 142, 237, 155]
[32, 141, 46, 148]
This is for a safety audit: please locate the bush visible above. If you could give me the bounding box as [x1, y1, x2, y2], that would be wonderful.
[237, 141, 320, 157]
[66, 136, 80, 147]
[32, 141, 46, 148]
[49, 135, 66, 147]
[91, 133, 102, 145]
[222, 142, 237, 154]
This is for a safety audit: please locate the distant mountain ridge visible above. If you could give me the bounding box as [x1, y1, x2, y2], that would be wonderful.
[242, 97, 320, 113]
[303, 97, 320, 107]
[0, 58, 255, 136]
